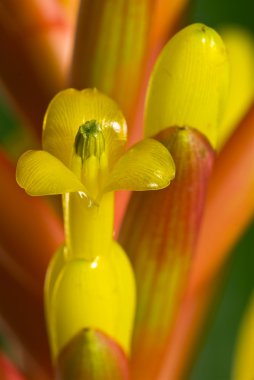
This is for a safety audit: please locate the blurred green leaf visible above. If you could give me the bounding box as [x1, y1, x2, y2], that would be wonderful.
[190, 0, 254, 32]
[190, 219, 254, 379]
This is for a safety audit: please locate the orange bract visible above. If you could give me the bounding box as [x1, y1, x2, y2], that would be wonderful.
[189, 102, 254, 295]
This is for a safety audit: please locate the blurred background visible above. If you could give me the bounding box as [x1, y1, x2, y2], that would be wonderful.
[189, 0, 254, 378]
[0, 0, 254, 378]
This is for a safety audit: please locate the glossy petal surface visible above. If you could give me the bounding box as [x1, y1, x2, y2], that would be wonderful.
[50, 244, 135, 358]
[145, 23, 229, 147]
[104, 138, 175, 192]
[43, 88, 127, 169]
[16, 150, 86, 196]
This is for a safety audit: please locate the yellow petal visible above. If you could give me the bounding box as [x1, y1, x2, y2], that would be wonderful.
[16, 150, 87, 196]
[104, 138, 175, 192]
[42, 88, 127, 169]
[232, 292, 254, 380]
[145, 23, 229, 148]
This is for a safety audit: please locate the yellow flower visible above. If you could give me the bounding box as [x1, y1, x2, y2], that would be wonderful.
[16, 88, 175, 362]
[16, 88, 174, 201]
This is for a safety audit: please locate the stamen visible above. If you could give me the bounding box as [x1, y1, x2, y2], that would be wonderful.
[75, 120, 105, 161]
[74, 120, 108, 197]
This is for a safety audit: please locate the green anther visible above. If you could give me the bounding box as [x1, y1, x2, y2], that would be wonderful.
[75, 120, 105, 161]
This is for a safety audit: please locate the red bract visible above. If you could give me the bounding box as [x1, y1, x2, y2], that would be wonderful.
[119, 127, 214, 380]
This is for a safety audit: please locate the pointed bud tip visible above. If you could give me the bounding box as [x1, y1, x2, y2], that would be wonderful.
[145, 23, 229, 148]
[56, 329, 129, 380]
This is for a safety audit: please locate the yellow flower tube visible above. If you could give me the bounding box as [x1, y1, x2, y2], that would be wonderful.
[16, 88, 175, 364]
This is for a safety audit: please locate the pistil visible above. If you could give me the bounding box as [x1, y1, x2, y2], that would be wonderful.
[63, 120, 113, 261]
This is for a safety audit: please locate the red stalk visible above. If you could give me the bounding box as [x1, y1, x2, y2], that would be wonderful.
[157, 103, 254, 379]
[119, 127, 214, 380]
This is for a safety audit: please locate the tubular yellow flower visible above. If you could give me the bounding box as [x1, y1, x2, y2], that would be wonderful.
[47, 241, 135, 359]
[118, 23, 229, 380]
[17, 88, 174, 202]
[16, 88, 175, 362]
[144, 23, 229, 147]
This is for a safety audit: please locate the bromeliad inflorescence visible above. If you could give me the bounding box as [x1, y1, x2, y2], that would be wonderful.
[16, 88, 175, 372]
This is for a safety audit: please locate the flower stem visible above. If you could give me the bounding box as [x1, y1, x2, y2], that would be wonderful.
[62, 192, 114, 261]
